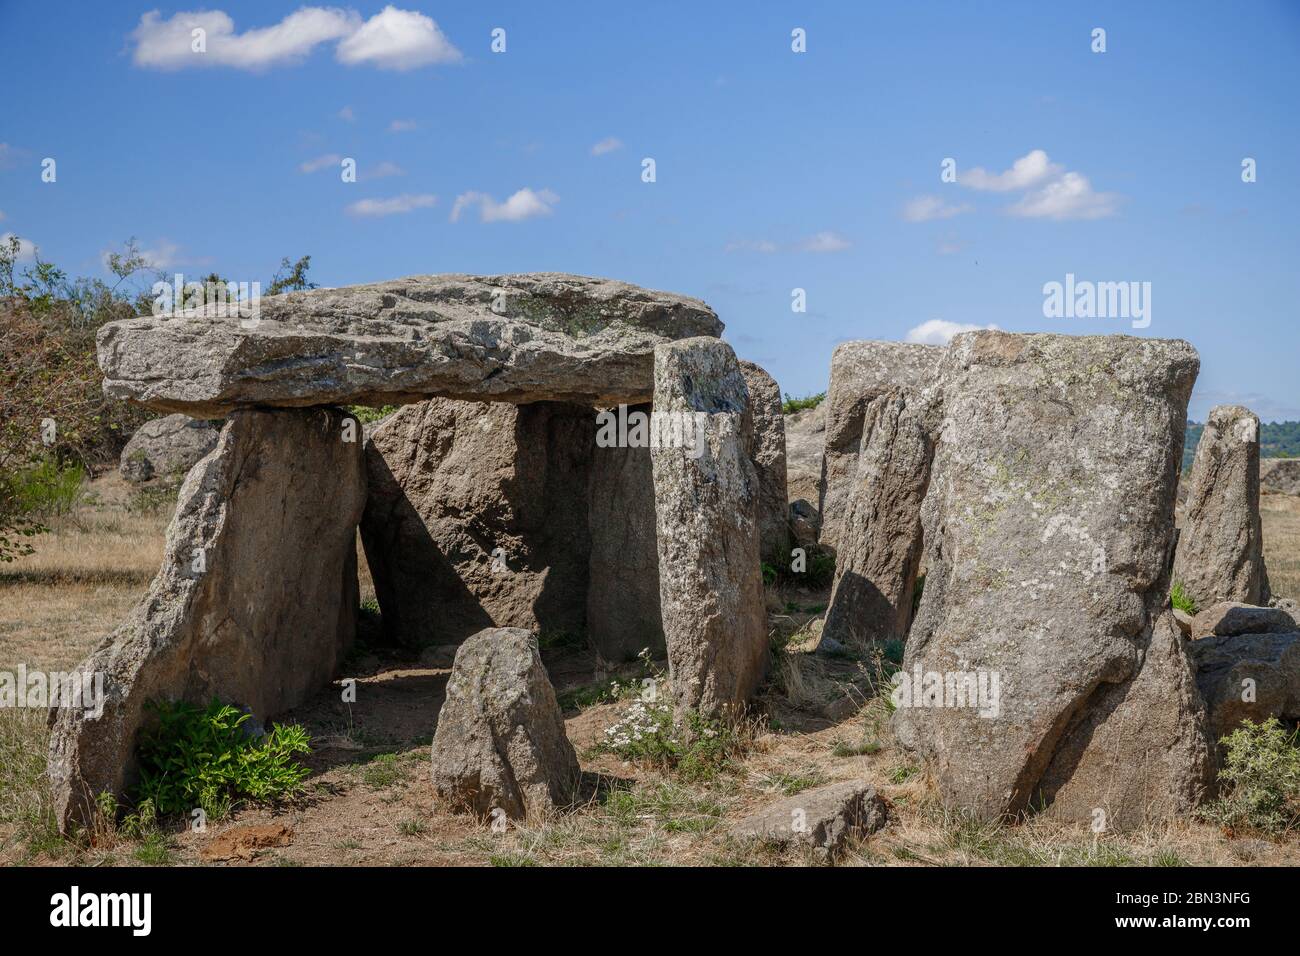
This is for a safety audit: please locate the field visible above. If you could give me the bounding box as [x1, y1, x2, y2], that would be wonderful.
[3, 475, 1300, 867]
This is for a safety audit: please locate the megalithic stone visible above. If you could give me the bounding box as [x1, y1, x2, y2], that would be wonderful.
[822, 390, 935, 649]
[1172, 404, 1270, 608]
[738, 360, 792, 565]
[650, 338, 767, 717]
[47, 408, 366, 832]
[96, 273, 723, 417]
[892, 332, 1211, 829]
[818, 341, 943, 552]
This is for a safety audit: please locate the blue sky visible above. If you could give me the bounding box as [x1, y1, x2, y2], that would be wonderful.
[2, 1, 1297, 418]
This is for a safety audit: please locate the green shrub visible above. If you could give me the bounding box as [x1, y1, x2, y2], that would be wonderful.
[782, 392, 826, 415]
[134, 698, 312, 818]
[597, 696, 742, 783]
[346, 405, 398, 424]
[1170, 581, 1197, 615]
[11, 456, 85, 517]
[1199, 718, 1300, 834]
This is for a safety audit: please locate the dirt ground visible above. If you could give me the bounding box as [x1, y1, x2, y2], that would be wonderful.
[3, 473, 1300, 867]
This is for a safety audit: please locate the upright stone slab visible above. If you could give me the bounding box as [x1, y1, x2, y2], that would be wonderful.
[1172, 404, 1269, 608]
[48, 408, 366, 831]
[360, 398, 594, 647]
[739, 360, 790, 563]
[892, 332, 1211, 828]
[587, 404, 664, 664]
[822, 391, 935, 649]
[431, 628, 581, 821]
[818, 341, 942, 551]
[651, 338, 767, 716]
[97, 273, 723, 416]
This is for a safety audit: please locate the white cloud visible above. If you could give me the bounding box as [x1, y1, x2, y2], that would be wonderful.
[905, 319, 999, 346]
[0, 143, 15, 170]
[590, 137, 624, 156]
[450, 188, 559, 223]
[1007, 170, 1119, 220]
[953, 150, 1121, 221]
[345, 193, 437, 217]
[338, 105, 356, 121]
[725, 232, 851, 254]
[129, 7, 460, 72]
[902, 195, 972, 223]
[388, 119, 417, 132]
[99, 239, 198, 271]
[362, 161, 405, 180]
[130, 8, 359, 71]
[336, 6, 462, 70]
[299, 153, 342, 173]
[0, 210, 5, 222]
[961, 149, 1060, 192]
[797, 231, 851, 253]
[1, 233, 37, 261]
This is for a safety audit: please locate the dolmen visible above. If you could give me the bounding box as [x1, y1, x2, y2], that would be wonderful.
[50, 274, 781, 830]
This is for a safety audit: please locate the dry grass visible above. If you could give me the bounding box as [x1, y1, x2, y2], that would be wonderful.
[1262, 493, 1300, 600]
[5, 475, 1300, 867]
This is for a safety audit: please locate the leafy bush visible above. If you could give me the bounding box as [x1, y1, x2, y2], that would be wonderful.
[134, 698, 312, 817]
[347, 404, 399, 425]
[1199, 718, 1300, 834]
[9, 457, 85, 517]
[782, 391, 826, 415]
[1170, 581, 1197, 615]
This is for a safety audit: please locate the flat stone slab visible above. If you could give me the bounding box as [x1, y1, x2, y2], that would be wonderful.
[97, 273, 722, 416]
[1191, 602, 1296, 640]
[731, 782, 888, 861]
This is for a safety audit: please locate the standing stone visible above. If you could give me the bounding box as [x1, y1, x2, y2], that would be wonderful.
[822, 391, 935, 649]
[1172, 404, 1269, 608]
[119, 414, 219, 483]
[48, 408, 366, 831]
[651, 338, 767, 717]
[360, 399, 594, 647]
[818, 341, 942, 551]
[739, 360, 790, 563]
[784, 402, 825, 506]
[587, 405, 664, 664]
[430, 627, 580, 821]
[892, 332, 1211, 828]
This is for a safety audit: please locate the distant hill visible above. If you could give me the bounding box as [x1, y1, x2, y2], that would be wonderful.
[1182, 420, 1300, 472]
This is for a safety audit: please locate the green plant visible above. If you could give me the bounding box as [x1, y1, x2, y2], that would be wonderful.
[346, 404, 399, 424]
[1199, 717, 1300, 834]
[134, 698, 312, 817]
[1170, 581, 1197, 615]
[782, 392, 826, 415]
[597, 696, 744, 783]
[10, 456, 85, 517]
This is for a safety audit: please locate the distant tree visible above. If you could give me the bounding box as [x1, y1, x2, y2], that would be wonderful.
[267, 255, 317, 296]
